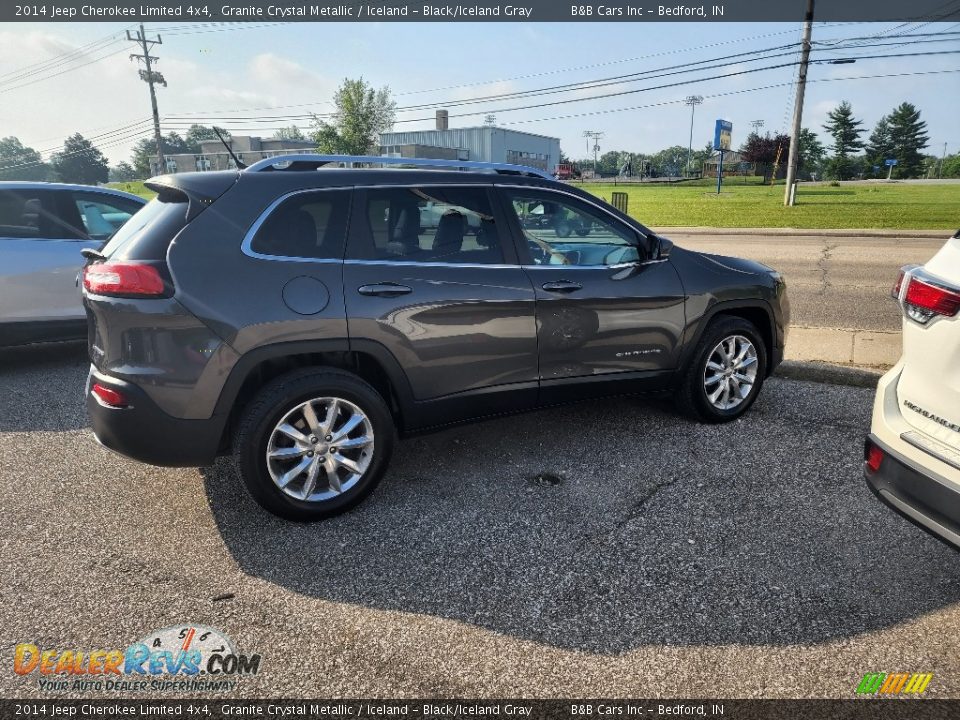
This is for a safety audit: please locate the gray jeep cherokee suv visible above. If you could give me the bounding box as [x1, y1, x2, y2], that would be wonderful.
[82, 155, 788, 520]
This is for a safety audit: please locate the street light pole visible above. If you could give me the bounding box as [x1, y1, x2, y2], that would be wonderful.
[684, 95, 703, 177]
[784, 0, 814, 206]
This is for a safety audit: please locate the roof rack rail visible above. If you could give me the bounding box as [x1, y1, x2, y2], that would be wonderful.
[244, 153, 554, 180]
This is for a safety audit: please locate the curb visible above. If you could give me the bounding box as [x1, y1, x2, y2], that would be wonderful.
[654, 227, 949, 239]
[774, 360, 884, 389]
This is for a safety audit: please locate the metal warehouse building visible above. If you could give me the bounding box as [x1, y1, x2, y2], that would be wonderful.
[379, 112, 560, 174]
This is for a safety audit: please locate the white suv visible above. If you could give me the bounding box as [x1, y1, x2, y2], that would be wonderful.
[865, 229, 960, 549]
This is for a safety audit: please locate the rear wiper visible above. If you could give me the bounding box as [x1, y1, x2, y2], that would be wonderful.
[81, 247, 106, 261]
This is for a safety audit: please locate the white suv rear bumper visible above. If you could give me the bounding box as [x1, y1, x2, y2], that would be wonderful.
[866, 363, 960, 549]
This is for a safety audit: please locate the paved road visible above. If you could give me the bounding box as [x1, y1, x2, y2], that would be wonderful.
[664, 233, 944, 332]
[2, 344, 959, 699]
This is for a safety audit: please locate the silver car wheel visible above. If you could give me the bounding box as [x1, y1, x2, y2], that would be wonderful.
[703, 334, 759, 410]
[265, 397, 374, 503]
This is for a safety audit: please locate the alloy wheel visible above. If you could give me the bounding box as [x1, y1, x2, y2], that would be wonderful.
[265, 397, 374, 502]
[703, 335, 759, 410]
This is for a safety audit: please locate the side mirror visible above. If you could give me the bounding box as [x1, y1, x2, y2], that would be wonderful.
[656, 236, 673, 260]
[643, 233, 672, 261]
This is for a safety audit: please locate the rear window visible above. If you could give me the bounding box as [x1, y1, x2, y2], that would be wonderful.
[100, 197, 188, 261]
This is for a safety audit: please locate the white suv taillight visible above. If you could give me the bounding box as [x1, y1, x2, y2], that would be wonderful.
[894, 266, 960, 325]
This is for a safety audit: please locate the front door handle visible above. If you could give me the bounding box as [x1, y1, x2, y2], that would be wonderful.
[358, 282, 413, 298]
[541, 280, 583, 293]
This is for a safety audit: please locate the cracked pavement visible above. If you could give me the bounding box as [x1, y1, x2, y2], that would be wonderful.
[2, 343, 960, 698]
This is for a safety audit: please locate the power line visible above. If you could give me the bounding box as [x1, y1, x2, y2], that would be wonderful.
[163, 33, 960, 126]
[0, 27, 130, 84]
[159, 68, 960, 136]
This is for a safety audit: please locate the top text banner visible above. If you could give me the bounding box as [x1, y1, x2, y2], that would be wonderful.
[5, 0, 960, 23]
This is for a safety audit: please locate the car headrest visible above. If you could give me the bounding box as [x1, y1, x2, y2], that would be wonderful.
[433, 211, 466, 252]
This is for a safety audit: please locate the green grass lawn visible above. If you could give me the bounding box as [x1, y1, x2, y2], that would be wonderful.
[109, 181, 154, 199]
[581, 178, 959, 230]
[110, 177, 959, 230]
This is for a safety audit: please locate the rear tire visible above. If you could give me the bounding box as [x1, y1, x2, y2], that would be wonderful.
[233, 368, 394, 521]
[675, 316, 767, 423]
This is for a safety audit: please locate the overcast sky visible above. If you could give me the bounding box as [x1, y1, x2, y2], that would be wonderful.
[1, 20, 958, 165]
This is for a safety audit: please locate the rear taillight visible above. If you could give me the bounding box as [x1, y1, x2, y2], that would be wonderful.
[894, 267, 960, 325]
[864, 441, 884, 473]
[91, 383, 129, 408]
[904, 277, 960, 318]
[83, 262, 165, 298]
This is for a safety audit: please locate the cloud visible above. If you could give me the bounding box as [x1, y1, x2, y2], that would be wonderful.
[249, 52, 332, 93]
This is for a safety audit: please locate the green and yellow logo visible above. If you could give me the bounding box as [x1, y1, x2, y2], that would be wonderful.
[856, 672, 933, 695]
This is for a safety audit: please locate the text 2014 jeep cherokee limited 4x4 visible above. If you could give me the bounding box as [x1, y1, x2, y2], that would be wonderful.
[82, 155, 788, 520]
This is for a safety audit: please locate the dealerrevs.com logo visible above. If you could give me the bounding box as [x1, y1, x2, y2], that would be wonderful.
[856, 672, 933, 696]
[14, 625, 261, 693]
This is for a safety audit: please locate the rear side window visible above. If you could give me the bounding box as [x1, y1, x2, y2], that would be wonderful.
[100, 196, 187, 261]
[249, 190, 350, 260]
[351, 186, 503, 264]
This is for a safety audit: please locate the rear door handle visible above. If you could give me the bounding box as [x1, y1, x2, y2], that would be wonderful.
[358, 282, 413, 298]
[541, 280, 583, 293]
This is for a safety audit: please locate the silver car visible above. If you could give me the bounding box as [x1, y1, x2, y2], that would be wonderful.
[0, 182, 145, 346]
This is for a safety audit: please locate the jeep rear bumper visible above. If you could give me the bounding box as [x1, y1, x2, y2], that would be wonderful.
[85, 366, 224, 467]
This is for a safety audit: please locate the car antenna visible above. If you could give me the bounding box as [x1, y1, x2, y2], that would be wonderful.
[214, 127, 246, 169]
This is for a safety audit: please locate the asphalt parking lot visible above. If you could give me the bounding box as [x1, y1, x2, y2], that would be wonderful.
[2, 343, 959, 699]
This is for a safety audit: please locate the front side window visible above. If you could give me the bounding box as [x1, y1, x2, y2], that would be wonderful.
[353, 187, 503, 265]
[0, 189, 82, 240]
[250, 190, 349, 260]
[503, 189, 641, 267]
[72, 193, 143, 241]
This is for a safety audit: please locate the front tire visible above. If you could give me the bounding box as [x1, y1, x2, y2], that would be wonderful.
[233, 368, 394, 520]
[675, 316, 767, 423]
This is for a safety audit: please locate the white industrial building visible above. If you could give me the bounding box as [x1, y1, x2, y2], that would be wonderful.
[379, 111, 561, 174]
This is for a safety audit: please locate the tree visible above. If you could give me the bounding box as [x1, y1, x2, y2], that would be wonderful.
[130, 132, 195, 176]
[940, 153, 960, 179]
[184, 124, 228, 152]
[0, 136, 50, 181]
[311, 78, 396, 155]
[50, 133, 108, 184]
[272, 125, 305, 141]
[797, 128, 826, 180]
[864, 115, 893, 176]
[822, 101, 865, 180]
[887, 102, 929, 178]
[739, 132, 790, 181]
[108, 162, 138, 182]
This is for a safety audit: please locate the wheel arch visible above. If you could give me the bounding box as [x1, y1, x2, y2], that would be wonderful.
[212, 339, 415, 453]
[678, 299, 776, 379]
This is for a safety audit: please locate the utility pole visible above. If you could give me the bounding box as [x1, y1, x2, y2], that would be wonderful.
[583, 130, 604, 177]
[784, 0, 814, 206]
[750, 119, 765, 133]
[684, 95, 703, 177]
[939, 141, 948, 179]
[128, 24, 167, 175]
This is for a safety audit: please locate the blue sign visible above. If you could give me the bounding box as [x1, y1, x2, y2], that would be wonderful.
[714, 120, 733, 151]
[885, 158, 898, 166]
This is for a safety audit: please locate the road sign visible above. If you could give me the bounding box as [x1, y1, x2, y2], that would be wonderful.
[884, 158, 898, 166]
[714, 120, 732, 151]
